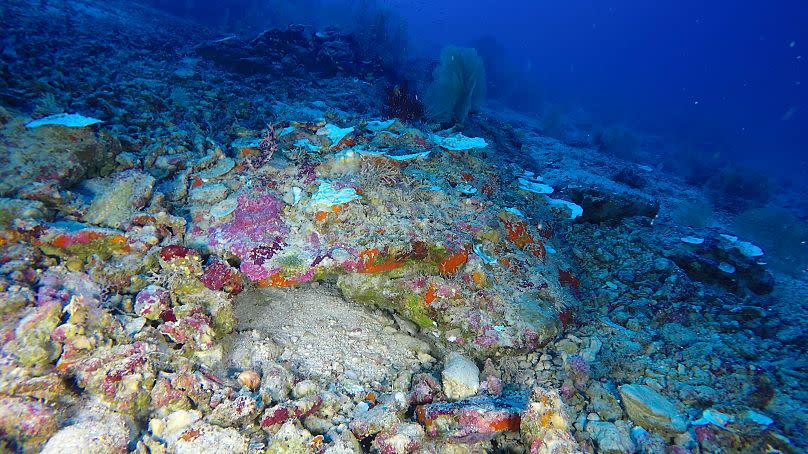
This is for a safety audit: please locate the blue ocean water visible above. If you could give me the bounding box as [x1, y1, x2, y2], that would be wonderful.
[1, 0, 806, 452]
[386, 0, 807, 180]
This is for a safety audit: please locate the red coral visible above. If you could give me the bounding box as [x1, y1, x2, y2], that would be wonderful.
[558, 269, 580, 289]
[160, 245, 195, 262]
[200, 261, 244, 294]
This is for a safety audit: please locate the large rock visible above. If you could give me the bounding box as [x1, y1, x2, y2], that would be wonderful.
[619, 384, 687, 434]
[668, 235, 774, 296]
[0, 118, 120, 200]
[84, 170, 155, 228]
[568, 185, 659, 224]
[442, 353, 481, 400]
[417, 391, 526, 443]
[41, 402, 133, 454]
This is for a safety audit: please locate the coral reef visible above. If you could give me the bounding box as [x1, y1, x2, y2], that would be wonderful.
[0, 1, 805, 452]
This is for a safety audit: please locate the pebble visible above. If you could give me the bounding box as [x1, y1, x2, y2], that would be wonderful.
[441, 353, 480, 400]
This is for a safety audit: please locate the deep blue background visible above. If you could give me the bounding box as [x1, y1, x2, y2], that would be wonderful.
[383, 0, 806, 180]
[145, 0, 806, 181]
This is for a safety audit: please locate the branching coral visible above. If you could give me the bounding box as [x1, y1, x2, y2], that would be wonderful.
[359, 155, 399, 189]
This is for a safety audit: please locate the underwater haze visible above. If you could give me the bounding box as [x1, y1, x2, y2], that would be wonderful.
[1, 0, 807, 452]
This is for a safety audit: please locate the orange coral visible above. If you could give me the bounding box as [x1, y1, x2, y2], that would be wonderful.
[488, 414, 522, 432]
[504, 220, 545, 259]
[424, 283, 437, 305]
[258, 273, 295, 288]
[359, 248, 404, 273]
[314, 211, 328, 222]
[504, 220, 534, 248]
[50, 234, 71, 248]
[439, 247, 469, 275]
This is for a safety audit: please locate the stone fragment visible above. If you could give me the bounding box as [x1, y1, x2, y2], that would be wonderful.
[442, 353, 480, 400]
[349, 392, 408, 440]
[166, 421, 249, 453]
[372, 423, 425, 453]
[266, 421, 314, 453]
[619, 384, 687, 434]
[259, 361, 294, 404]
[41, 402, 132, 454]
[237, 370, 261, 391]
[189, 183, 229, 205]
[206, 395, 260, 427]
[586, 382, 623, 421]
[417, 392, 526, 443]
[586, 420, 635, 454]
[134, 284, 171, 320]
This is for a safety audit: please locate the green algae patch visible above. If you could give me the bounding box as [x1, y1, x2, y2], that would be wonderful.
[337, 273, 434, 329]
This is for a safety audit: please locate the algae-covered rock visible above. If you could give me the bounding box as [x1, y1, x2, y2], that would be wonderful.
[4, 301, 63, 369]
[65, 342, 157, 416]
[520, 387, 581, 453]
[0, 120, 120, 198]
[266, 421, 315, 453]
[0, 396, 59, 452]
[85, 170, 155, 228]
[205, 395, 260, 428]
[337, 272, 434, 330]
[337, 271, 562, 358]
[166, 421, 249, 454]
[586, 420, 635, 454]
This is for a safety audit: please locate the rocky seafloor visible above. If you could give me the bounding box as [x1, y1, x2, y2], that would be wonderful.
[0, 1, 806, 453]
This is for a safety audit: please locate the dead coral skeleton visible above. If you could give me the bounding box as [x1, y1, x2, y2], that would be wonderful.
[245, 123, 279, 170]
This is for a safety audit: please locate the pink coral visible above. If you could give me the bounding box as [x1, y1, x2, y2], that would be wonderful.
[208, 192, 289, 281]
[134, 285, 171, 320]
[566, 354, 590, 387]
[200, 260, 243, 294]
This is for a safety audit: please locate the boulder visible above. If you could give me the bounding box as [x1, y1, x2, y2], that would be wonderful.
[668, 235, 774, 296]
[568, 185, 659, 224]
[417, 391, 526, 442]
